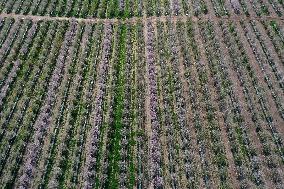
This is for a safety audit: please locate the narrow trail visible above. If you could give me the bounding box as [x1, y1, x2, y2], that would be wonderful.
[0, 12, 284, 23]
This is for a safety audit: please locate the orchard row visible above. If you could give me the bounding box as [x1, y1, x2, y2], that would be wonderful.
[0, 16, 283, 188]
[1, 0, 284, 18]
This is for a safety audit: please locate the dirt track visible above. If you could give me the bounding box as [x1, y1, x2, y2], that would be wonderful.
[0, 12, 284, 23]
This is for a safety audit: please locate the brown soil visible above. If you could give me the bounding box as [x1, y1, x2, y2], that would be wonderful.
[0, 12, 284, 25]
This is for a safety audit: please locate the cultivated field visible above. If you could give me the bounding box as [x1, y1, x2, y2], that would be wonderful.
[0, 0, 284, 188]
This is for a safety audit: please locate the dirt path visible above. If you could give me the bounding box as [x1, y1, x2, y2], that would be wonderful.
[0, 12, 284, 24]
